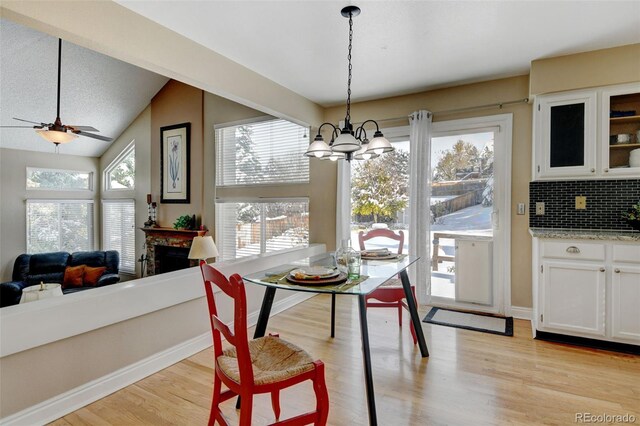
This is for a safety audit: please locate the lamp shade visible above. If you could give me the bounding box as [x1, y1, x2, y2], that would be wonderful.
[304, 136, 332, 158]
[365, 132, 393, 155]
[36, 129, 78, 144]
[188, 236, 219, 260]
[20, 283, 63, 304]
[331, 129, 360, 153]
[353, 140, 379, 161]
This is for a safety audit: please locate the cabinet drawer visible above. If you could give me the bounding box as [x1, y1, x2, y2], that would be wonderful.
[541, 241, 605, 261]
[612, 244, 640, 264]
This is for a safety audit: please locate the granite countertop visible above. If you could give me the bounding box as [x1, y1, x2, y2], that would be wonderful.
[529, 228, 640, 242]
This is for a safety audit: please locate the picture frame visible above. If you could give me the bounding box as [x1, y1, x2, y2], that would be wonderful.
[160, 122, 191, 204]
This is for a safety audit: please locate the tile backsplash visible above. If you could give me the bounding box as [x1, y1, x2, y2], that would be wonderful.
[529, 179, 640, 230]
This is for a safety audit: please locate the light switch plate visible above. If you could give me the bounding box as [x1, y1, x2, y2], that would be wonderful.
[575, 196, 587, 210]
[536, 202, 545, 216]
[517, 203, 526, 215]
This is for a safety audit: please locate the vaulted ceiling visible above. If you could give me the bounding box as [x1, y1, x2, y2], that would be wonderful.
[2, 1, 639, 157]
[0, 18, 168, 157]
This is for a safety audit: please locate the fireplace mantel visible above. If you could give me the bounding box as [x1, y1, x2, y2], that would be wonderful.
[141, 227, 208, 275]
[140, 227, 208, 239]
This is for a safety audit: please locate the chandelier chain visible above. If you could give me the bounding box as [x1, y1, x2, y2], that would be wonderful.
[346, 11, 353, 123]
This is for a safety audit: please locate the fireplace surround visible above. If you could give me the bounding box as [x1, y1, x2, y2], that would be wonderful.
[140, 227, 207, 275]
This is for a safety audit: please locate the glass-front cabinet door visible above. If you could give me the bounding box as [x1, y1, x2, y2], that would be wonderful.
[601, 83, 640, 177]
[535, 90, 597, 179]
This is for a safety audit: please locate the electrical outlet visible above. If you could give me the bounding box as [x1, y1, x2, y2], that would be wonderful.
[536, 202, 545, 216]
[575, 196, 587, 210]
[517, 203, 526, 215]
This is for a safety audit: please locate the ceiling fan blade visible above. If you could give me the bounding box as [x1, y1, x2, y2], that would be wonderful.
[0, 125, 42, 128]
[67, 125, 100, 132]
[74, 130, 113, 142]
[13, 117, 47, 126]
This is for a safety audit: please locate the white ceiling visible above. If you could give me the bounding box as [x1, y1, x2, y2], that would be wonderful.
[0, 19, 169, 157]
[2, 2, 638, 157]
[117, 0, 640, 106]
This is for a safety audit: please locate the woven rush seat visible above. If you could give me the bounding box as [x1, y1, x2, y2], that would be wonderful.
[218, 335, 315, 386]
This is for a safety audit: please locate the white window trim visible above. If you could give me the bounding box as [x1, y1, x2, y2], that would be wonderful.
[102, 199, 136, 275]
[215, 118, 311, 188]
[104, 140, 135, 192]
[25, 199, 95, 253]
[216, 197, 310, 261]
[26, 167, 94, 191]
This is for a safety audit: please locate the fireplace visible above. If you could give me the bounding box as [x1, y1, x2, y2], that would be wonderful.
[140, 227, 208, 276]
[154, 245, 191, 274]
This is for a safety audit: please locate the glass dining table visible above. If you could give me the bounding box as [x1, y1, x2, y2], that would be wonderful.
[243, 252, 429, 426]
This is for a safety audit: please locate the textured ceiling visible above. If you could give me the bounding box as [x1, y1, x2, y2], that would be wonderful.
[0, 19, 169, 157]
[117, 0, 640, 106]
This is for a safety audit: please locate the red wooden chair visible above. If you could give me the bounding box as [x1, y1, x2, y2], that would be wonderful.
[358, 229, 418, 345]
[200, 261, 329, 426]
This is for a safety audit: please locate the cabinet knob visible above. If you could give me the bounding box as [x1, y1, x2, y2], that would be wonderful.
[604, 168, 609, 173]
[599, 267, 606, 272]
[591, 168, 596, 173]
[566, 246, 581, 254]
[615, 268, 621, 273]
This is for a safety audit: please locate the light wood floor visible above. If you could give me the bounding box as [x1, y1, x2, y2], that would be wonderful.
[51, 294, 640, 425]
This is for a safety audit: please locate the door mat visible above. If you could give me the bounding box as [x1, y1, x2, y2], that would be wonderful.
[423, 307, 513, 336]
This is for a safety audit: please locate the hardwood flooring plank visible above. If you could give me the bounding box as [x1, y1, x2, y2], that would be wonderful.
[50, 294, 639, 425]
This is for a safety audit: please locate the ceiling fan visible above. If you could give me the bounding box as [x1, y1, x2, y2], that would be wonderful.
[1, 38, 113, 146]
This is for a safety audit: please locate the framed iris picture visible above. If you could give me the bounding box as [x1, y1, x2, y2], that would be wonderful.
[160, 122, 190, 203]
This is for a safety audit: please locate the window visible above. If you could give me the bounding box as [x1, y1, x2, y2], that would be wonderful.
[27, 168, 92, 190]
[215, 199, 309, 261]
[105, 142, 135, 190]
[215, 118, 309, 186]
[102, 200, 136, 274]
[26, 200, 94, 253]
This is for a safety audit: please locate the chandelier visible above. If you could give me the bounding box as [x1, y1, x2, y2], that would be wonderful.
[305, 5, 394, 162]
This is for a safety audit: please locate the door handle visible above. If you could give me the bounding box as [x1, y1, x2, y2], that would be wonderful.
[491, 210, 499, 229]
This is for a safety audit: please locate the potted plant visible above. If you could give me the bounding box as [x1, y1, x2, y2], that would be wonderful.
[173, 214, 193, 230]
[621, 201, 640, 231]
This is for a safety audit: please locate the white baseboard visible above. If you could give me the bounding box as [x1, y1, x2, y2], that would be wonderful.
[511, 306, 532, 321]
[0, 291, 315, 426]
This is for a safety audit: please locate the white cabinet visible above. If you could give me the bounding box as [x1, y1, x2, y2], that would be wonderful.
[533, 238, 640, 346]
[611, 265, 640, 343]
[534, 90, 597, 179]
[533, 83, 640, 180]
[600, 83, 640, 177]
[541, 260, 606, 336]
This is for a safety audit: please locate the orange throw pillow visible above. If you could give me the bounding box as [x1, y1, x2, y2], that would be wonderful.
[84, 266, 107, 287]
[63, 265, 85, 288]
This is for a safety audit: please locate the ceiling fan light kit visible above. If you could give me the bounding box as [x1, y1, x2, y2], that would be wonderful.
[36, 129, 77, 144]
[2, 38, 113, 149]
[305, 5, 393, 162]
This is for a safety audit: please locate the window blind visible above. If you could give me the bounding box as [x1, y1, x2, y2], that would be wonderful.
[215, 199, 309, 261]
[216, 118, 309, 186]
[102, 200, 136, 274]
[26, 200, 94, 254]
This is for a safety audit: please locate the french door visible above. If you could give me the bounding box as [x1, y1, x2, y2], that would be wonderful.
[428, 115, 512, 315]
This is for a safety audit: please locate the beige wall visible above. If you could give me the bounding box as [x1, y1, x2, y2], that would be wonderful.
[324, 75, 533, 308]
[100, 106, 151, 278]
[0, 149, 100, 281]
[0, 297, 207, 417]
[530, 43, 640, 95]
[150, 80, 204, 228]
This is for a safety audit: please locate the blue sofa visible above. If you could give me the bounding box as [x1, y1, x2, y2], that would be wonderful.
[0, 251, 120, 308]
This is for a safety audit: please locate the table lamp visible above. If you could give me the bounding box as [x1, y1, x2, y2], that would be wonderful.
[188, 236, 219, 263]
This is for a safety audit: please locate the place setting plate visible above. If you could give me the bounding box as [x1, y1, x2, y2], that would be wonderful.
[286, 266, 347, 285]
[360, 250, 399, 260]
